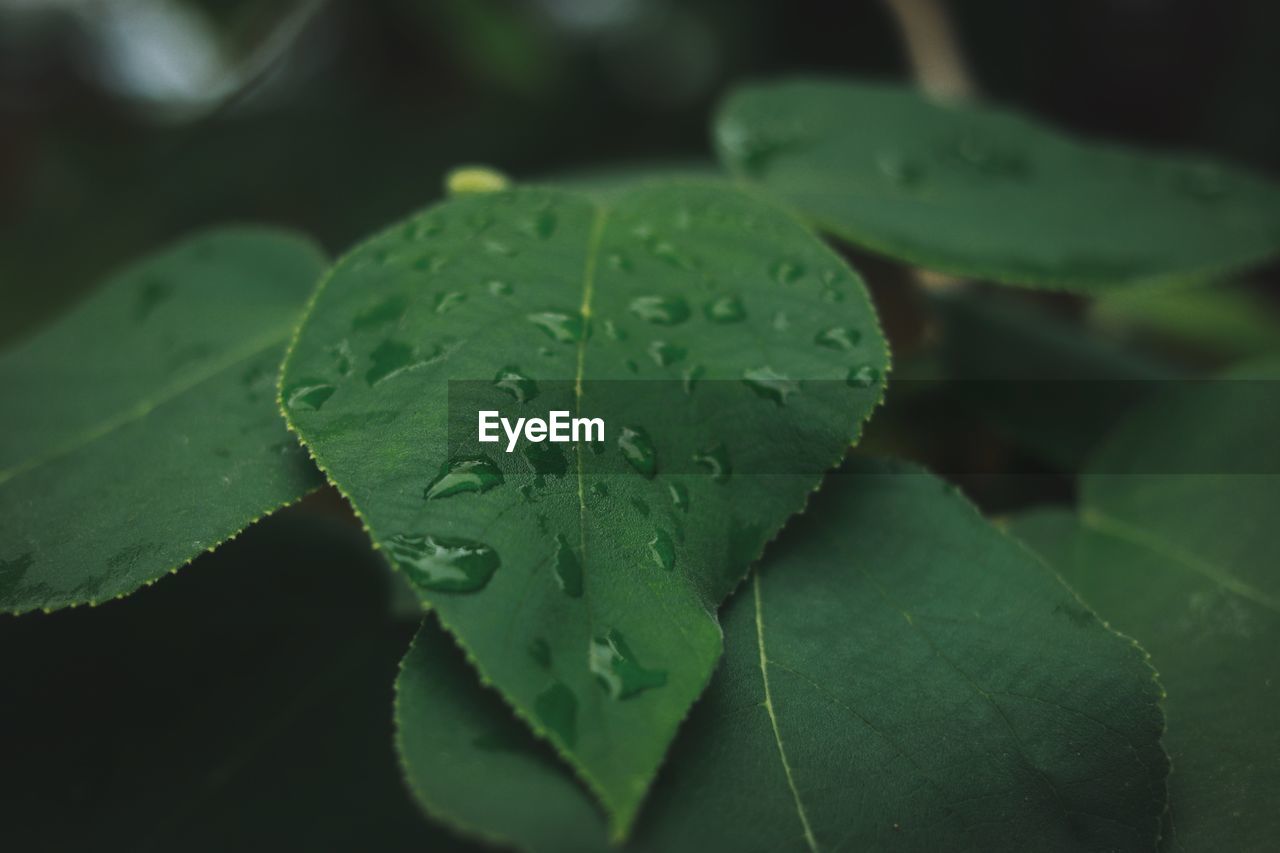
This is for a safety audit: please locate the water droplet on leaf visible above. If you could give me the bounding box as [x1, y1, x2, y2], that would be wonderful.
[647, 340, 686, 367]
[385, 533, 500, 592]
[553, 534, 583, 598]
[284, 379, 335, 411]
[743, 367, 800, 405]
[434, 291, 466, 314]
[693, 443, 731, 482]
[704, 295, 746, 323]
[815, 326, 862, 351]
[847, 364, 880, 388]
[528, 311, 585, 343]
[425, 455, 504, 500]
[618, 426, 657, 478]
[535, 682, 577, 747]
[770, 258, 806, 284]
[589, 630, 667, 700]
[494, 366, 538, 403]
[628, 295, 690, 325]
[649, 529, 675, 570]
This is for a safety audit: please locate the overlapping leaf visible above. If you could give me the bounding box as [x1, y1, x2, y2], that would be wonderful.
[1013, 357, 1280, 849]
[396, 459, 1168, 851]
[0, 228, 326, 613]
[280, 183, 888, 835]
[714, 78, 1280, 291]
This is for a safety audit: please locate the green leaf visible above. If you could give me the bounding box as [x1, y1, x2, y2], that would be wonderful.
[1011, 356, 1280, 850]
[1092, 281, 1280, 361]
[281, 183, 888, 836]
[396, 459, 1169, 852]
[0, 506, 474, 852]
[0, 228, 326, 614]
[714, 78, 1280, 291]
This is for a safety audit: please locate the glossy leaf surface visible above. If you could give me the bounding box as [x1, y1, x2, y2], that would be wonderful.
[281, 183, 888, 835]
[397, 459, 1168, 852]
[715, 79, 1280, 291]
[0, 228, 326, 613]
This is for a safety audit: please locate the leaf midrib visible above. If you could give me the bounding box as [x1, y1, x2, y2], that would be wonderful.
[753, 573, 819, 853]
[1081, 506, 1280, 615]
[0, 323, 293, 487]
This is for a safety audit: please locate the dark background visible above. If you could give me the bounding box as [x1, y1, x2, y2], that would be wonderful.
[4, 0, 1279, 345]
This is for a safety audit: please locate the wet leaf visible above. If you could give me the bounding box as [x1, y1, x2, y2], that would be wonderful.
[281, 183, 888, 835]
[1012, 356, 1280, 850]
[395, 458, 1168, 851]
[715, 79, 1280, 291]
[0, 228, 326, 614]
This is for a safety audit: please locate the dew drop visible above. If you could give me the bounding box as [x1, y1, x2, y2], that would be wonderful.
[847, 364, 881, 388]
[529, 209, 558, 239]
[772, 312, 790, 332]
[815, 326, 862, 351]
[402, 217, 443, 240]
[284, 379, 335, 411]
[704, 295, 746, 323]
[487, 279, 513, 296]
[668, 482, 689, 512]
[352, 293, 409, 332]
[648, 239, 696, 271]
[553, 534, 583, 598]
[529, 637, 552, 668]
[523, 441, 568, 477]
[425, 454, 504, 500]
[327, 340, 353, 377]
[628, 295, 691, 325]
[693, 442, 731, 482]
[618, 426, 657, 478]
[648, 529, 676, 571]
[603, 319, 627, 341]
[743, 367, 800, 405]
[770, 258, 806, 285]
[484, 240, 517, 257]
[528, 311, 585, 343]
[681, 364, 704, 395]
[607, 251, 632, 272]
[366, 339, 419, 386]
[385, 533, 500, 592]
[589, 630, 667, 700]
[589, 481, 610, 499]
[647, 340, 686, 367]
[434, 291, 466, 314]
[493, 366, 539, 403]
[413, 253, 445, 273]
[535, 682, 578, 747]
[876, 151, 924, 188]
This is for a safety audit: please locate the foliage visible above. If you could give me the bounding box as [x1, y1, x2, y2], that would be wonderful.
[4, 75, 1279, 851]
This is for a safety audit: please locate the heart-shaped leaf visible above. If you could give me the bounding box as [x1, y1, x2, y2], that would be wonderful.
[280, 183, 888, 835]
[1, 228, 326, 614]
[395, 458, 1168, 851]
[715, 78, 1280, 291]
[1013, 357, 1280, 849]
